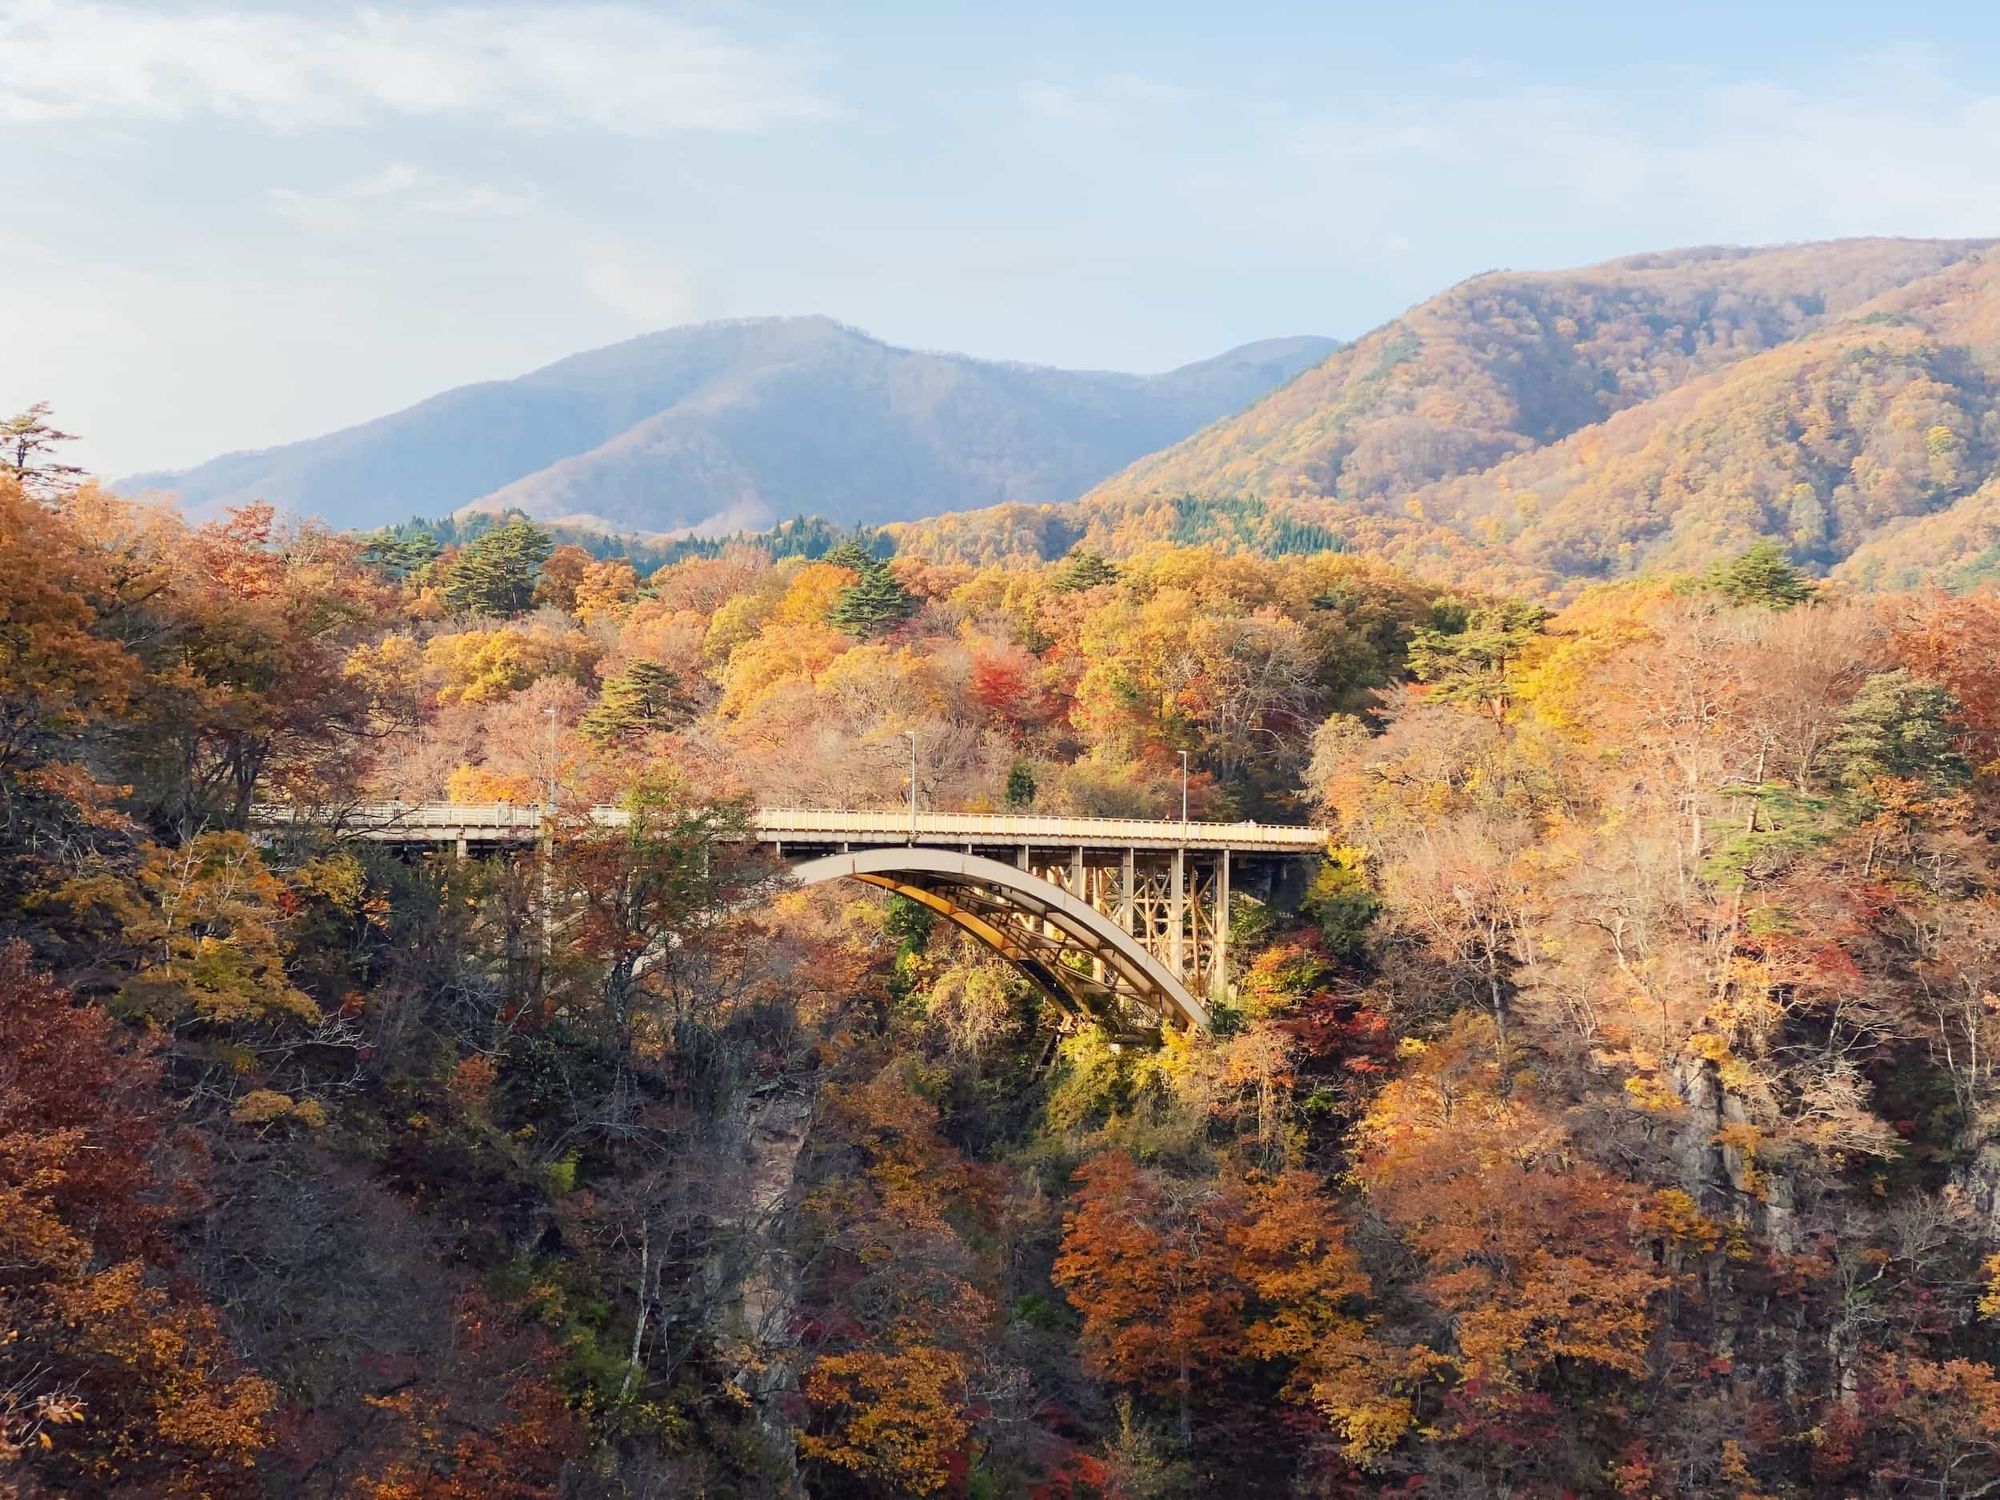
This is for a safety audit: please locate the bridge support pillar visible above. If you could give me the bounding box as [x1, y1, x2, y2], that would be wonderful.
[1170, 848, 1185, 975]
[1211, 848, 1230, 1003]
[1118, 848, 1135, 932]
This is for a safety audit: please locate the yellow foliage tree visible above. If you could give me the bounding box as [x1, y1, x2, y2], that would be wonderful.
[573, 558, 640, 624]
[108, 833, 319, 1026]
[424, 624, 595, 705]
[446, 764, 543, 805]
[800, 1347, 971, 1496]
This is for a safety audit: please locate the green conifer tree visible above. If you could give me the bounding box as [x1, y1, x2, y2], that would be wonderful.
[827, 562, 918, 635]
[581, 661, 694, 743]
[1004, 761, 1038, 808]
[820, 537, 879, 573]
[439, 520, 554, 617]
[1406, 597, 1549, 720]
[1, 402, 85, 497]
[1703, 540, 1813, 608]
[1827, 669, 1969, 793]
[360, 529, 441, 580]
[1050, 550, 1119, 592]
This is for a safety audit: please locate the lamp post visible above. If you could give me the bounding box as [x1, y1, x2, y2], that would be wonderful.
[541, 706, 557, 959]
[905, 730, 919, 841]
[544, 707, 559, 813]
[1178, 750, 1189, 837]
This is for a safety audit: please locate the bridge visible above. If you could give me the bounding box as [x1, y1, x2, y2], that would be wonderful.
[266, 804, 1328, 1032]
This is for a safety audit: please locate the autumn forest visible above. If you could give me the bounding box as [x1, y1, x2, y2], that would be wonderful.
[12, 281, 2000, 1500]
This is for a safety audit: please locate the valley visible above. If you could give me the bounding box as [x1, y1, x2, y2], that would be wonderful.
[10, 236, 2000, 1499]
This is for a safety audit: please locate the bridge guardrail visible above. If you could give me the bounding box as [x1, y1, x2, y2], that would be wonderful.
[752, 808, 1326, 850]
[254, 803, 1329, 853]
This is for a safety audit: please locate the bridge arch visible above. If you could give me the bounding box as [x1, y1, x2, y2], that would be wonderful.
[786, 847, 1209, 1033]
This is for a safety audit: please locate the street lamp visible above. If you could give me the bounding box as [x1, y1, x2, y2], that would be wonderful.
[1178, 750, 1189, 836]
[544, 707, 559, 813]
[905, 730, 919, 841]
[541, 706, 558, 959]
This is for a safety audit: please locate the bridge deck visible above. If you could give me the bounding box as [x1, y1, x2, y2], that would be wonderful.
[262, 803, 1327, 853]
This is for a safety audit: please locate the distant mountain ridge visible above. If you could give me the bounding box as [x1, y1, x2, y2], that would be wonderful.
[117, 318, 1338, 535]
[891, 237, 2000, 593]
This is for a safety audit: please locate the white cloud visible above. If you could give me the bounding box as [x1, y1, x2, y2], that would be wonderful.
[1266, 63, 2000, 249]
[266, 163, 534, 232]
[1018, 72, 1199, 129]
[0, 0, 833, 133]
[577, 237, 705, 326]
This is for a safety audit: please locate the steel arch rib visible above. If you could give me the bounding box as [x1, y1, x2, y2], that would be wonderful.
[785, 847, 1210, 1031]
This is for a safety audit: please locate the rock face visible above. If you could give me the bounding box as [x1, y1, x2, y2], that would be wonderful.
[116, 319, 1337, 536]
[709, 1083, 817, 1498]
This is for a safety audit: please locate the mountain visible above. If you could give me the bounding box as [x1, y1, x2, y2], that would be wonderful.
[893, 238, 2000, 592]
[115, 318, 1338, 535]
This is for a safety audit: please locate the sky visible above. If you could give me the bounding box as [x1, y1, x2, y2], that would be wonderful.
[9, 0, 2000, 479]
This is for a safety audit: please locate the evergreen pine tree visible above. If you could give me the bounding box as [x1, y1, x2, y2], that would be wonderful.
[581, 661, 694, 743]
[827, 562, 918, 634]
[1406, 597, 1549, 721]
[360, 529, 441, 580]
[821, 537, 879, 572]
[439, 520, 554, 617]
[1, 402, 85, 498]
[1004, 761, 1038, 808]
[1050, 550, 1119, 592]
[1703, 540, 1813, 608]
[1827, 669, 1969, 792]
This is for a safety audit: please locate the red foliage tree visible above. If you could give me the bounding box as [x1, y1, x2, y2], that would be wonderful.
[0, 944, 273, 1495]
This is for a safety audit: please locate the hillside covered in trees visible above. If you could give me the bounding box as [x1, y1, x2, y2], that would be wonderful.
[10, 451, 2000, 1498]
[117, 320, 1336, 536]
[894, 238, 2000, 595]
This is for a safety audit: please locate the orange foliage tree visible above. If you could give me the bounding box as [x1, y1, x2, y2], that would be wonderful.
[800, 1346, 972, 1496]
[355, 1296, 582, 1500]
[0, 945, 273, 1495]
[1353, 1017, 1664, 1407]
[1054, 1149, 1400, 1454]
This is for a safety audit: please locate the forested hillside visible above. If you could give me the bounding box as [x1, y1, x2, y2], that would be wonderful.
[122, 239, 2000, 600]
[896, 238, 2000, 593]
[9, 449, 2000, 1497]
[117, 320, 1336, 535]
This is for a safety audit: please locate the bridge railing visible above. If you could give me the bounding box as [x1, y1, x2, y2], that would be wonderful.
[254, 803, 1329, 853]
[753, 807, 1327, 851]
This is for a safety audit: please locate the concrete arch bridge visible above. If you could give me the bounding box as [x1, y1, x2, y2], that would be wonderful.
[276, 805, 1327, 1033]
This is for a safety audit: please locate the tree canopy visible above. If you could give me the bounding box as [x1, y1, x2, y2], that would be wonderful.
[7, 461, 2000, 1497]
[438, 519, 555, 616]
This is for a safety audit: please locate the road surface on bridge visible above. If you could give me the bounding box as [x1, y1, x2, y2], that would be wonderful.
[262, 802, 1327, 854]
